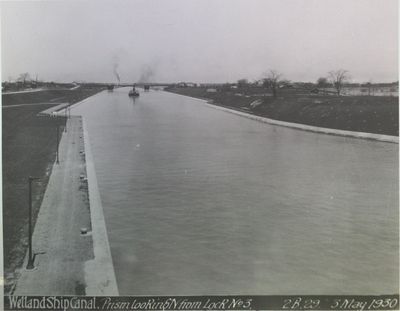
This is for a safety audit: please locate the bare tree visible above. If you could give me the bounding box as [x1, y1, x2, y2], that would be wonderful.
[18, 72, 31, 86]
[328, 70, 349, 96]
[317, 77, 329, 88]
[263, 70, 283, 97]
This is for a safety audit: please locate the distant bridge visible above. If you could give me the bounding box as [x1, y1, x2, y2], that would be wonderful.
[77, 82, 175, 89]
[118, 83, 174, 88]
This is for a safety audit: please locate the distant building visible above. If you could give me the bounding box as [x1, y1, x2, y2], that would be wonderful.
[176, 82, 197, 88]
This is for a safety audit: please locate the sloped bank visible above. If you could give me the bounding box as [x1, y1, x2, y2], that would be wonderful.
[165, 87, 398, 137]
[205, 103, 398, 143]
[167, 92, 398, 144]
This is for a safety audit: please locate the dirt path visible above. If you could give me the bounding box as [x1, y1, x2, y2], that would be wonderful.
[13, 117, 93, 295]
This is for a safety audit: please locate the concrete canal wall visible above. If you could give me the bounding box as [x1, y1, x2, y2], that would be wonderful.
[69, 93, 119, 295]
[175, 93, 398, 143]
[68, 93, 119, 295]
[205, 103, 399, 143]
[82, 118, 119, 295]
[13, 94, 118, 296]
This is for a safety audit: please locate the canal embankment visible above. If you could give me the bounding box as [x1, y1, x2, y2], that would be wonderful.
[12, 99, 118, 295]
[2, 103, 67, 293]
[165, 89, 398, 143]
[13, 116, 93, 295]
[165, 87, 399, 137]
[205, 103, 398, 143]
[82, 117, 119, 296]
[2, 88, 119, 295]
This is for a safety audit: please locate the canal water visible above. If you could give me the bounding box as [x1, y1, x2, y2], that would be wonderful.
[72, 87, 398, 295]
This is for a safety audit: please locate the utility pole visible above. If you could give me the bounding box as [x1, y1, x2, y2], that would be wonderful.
[56, 122, 60, 164]
[64, 108, 67, 133]
[27, 176, 40, 270]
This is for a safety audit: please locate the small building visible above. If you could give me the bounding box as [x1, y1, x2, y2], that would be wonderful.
[177, 82, 197, 88]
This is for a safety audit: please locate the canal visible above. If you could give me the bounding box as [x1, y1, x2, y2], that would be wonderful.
[71, 87, 398, 295]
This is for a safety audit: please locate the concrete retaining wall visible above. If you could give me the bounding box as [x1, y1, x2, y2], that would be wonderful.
[57, 93, 119, 295]
[205, 103, 398, 144]
[82, 118, 119, 295]
[169, 92, 398, 144]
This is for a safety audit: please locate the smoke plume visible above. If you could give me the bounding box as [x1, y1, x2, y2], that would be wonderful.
[113, 63, 121, 84]
[138, 65, 155, 83]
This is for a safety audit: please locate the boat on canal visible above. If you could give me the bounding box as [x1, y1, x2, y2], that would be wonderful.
[129, 86, 139, 97]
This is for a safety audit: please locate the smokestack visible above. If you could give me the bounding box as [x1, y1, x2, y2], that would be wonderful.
[113, 63, 121, 85]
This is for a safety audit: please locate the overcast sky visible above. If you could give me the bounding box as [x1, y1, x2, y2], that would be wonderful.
[1, 0, 398, 83]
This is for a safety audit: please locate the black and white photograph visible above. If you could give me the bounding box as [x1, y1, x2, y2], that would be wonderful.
[1, 0, 399, 310]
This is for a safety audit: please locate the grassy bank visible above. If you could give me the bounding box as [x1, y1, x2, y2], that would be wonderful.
[2, 86, 103, 294]
[3, 87, 102, 106]
[166, 87, 398, 136]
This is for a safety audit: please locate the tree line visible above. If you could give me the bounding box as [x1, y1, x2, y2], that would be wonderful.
[238, 69, 351, 97]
